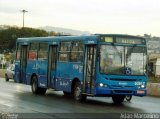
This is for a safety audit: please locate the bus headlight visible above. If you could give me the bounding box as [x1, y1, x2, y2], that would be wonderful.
[141, 84, 145, 88]
[98, 83, 107, 88]
[138, 84, 145, 89]
[99, 83, 103, 87]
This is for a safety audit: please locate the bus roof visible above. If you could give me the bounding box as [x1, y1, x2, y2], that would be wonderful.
[17, 35, 98, 43]
[17, 34, 145, 43]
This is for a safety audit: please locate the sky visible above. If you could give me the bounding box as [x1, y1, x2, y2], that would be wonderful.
[0, 0, 160, 36]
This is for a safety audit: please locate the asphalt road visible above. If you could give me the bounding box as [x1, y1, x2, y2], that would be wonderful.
[0, 78, 160, 119]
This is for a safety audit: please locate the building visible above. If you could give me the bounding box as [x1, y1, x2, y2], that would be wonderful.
[149, 56, 160, 77]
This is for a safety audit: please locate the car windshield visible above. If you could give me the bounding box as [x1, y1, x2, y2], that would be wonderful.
[7, 64, 15, 71]
[100, 45, 147, 75]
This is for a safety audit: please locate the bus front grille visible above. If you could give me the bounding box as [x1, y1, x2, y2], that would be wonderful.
[110, 78, 136, 81]
[113, 90, 133, 94]
[111, 85, 135, 88]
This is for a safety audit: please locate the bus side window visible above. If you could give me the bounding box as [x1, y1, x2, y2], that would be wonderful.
[70, 41, 84, 62]
[28, 43, 38, 60]
[38, 43, 48, 60]
[59, 41, 71, 62]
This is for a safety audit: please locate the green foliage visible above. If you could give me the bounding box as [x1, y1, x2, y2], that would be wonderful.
[0, 26, 58, 53]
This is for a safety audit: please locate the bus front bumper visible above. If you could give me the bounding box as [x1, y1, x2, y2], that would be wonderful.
[95, 87, 147, 97]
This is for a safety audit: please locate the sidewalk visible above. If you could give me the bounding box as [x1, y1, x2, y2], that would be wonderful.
[147, 83, 160, 97]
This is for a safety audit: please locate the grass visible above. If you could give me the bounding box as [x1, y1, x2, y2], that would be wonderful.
[0, 69, 5, 78]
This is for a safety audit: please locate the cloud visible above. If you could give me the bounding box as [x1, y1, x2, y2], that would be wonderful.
[0, 0, 160, 36]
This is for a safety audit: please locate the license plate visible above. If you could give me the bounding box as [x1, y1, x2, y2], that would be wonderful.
[137, 90, 145, 94]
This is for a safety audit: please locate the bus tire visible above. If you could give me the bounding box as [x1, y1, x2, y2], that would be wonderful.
[125, 95, 132, 101]
[112, 95, 125, 104]
[31, 76, 46, 95]
[74, 82, 86, 102]
[31, 76, 39, 94]
[5, 74, 9, 82]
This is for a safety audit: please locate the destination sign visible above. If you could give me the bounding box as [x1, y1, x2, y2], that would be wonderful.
[116, 38, 143, 44]
[100, 36, 145, 45]
[100, 37, 113, 43]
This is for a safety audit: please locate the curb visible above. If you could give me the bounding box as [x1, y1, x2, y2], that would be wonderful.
[147, 83, 160, 97]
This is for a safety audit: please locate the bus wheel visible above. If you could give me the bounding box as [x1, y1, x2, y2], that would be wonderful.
[112, 95, 125, 104]
[125, 95, 132, 101]
[5, 74, 9, 82]
[31, 76, 39, 94]
[74, 82, 86, 102]
[31, 76, 46, 95]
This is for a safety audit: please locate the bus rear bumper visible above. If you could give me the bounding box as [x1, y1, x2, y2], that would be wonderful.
[95, 87, 147, 97]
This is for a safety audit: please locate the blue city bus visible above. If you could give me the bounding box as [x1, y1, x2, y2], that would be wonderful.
[15, 34, 148, 103]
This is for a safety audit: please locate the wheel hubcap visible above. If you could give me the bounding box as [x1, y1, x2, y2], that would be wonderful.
[32, 80, 36, 91]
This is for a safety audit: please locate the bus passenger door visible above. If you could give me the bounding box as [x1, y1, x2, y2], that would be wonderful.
[20, 45, 28, 84]
[83, 45, 96, 94]
[47, 45, 57, 88]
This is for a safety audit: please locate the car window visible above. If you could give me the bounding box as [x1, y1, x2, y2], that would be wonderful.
[7, 66, 11, 70]
[11, 65, 15, 71]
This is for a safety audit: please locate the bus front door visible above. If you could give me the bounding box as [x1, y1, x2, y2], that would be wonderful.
[47, 45, 57, 88]
[20, 45, 28, 84]
[83, 45, 96, 95]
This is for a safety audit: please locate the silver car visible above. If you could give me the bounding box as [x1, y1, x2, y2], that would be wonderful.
[5, 64, 15, 82]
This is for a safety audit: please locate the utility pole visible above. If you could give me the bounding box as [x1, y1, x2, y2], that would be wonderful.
[20, 9, 28, 28]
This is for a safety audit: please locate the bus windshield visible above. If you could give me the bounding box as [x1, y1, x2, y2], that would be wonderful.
[100, 45, 147, 75]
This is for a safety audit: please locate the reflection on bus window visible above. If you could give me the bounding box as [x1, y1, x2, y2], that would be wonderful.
[100, 45, 146, 75]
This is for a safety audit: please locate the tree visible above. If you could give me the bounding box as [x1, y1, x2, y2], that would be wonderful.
[0, 26, 56, 53]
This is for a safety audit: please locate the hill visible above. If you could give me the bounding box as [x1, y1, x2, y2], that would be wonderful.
[38, 26, 90, 35]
